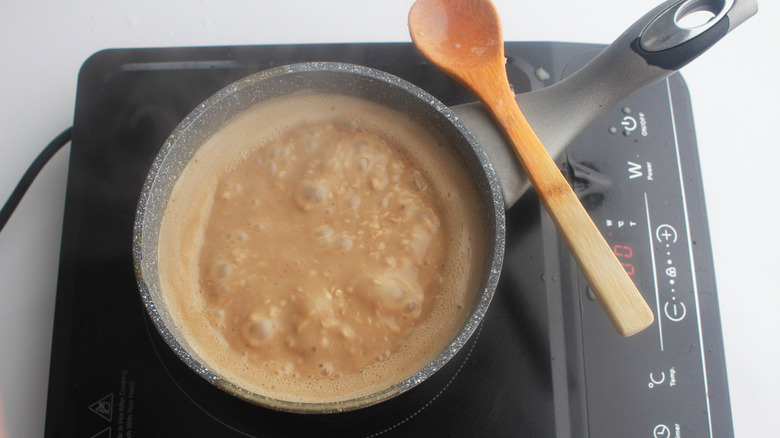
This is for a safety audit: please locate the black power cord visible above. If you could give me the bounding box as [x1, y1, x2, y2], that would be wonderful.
[0, 127, 73, 233]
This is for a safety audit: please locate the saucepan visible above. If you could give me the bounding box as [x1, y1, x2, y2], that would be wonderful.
[133, 0, 756, 413]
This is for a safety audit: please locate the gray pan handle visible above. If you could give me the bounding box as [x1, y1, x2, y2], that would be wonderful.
[451, 0, 757, 207]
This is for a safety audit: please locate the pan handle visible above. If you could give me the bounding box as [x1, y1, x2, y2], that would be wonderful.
[452, 0, 757, 207]
[519, 0, 758, 154]
[637, 0, 754, 69]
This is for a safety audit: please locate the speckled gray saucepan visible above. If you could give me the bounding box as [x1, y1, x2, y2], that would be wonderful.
[133, 0, 755, 413]
[134, 63, 506, 414]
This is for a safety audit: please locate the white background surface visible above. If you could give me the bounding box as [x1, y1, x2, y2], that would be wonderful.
[0, 1, 777, 436]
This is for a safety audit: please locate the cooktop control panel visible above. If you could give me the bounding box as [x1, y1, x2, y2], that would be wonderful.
[558, 74, 732, 438]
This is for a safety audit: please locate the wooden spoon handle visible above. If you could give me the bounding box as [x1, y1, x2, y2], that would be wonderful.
[472, 63, 654, 336]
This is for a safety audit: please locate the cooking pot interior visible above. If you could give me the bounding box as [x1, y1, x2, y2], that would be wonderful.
[133, 62, 505, 412]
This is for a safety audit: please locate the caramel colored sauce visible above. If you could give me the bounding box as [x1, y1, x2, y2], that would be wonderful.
[158, 92, 487, 404]
[200, 121, 446, 379]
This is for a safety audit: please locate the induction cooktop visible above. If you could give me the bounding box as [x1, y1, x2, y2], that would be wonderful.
[43, 42, 733, 437]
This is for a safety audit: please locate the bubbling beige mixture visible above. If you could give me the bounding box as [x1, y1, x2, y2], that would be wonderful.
[202, 120, 448, 378]
[158, 91, 488, 405]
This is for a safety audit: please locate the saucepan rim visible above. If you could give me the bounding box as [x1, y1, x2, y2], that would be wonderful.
[132, 61, 505, 413]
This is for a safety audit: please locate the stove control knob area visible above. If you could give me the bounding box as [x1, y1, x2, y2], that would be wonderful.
[621, 115, 637, 132]
[648, 371, 665, 388]
[653, 424, 672, 438]
[656, 224, 678, 243]
[664, 300, 687, 322]
[648, 366, 677, 389]
[608, 106, 648, 138]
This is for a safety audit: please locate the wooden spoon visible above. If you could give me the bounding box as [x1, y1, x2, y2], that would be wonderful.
[409, 0, 654, 336]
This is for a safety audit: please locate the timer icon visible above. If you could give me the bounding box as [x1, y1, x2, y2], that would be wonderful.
[653, 424, 672, 438]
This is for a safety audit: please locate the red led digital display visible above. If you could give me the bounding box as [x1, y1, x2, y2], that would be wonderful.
[613, 244, 635, 276]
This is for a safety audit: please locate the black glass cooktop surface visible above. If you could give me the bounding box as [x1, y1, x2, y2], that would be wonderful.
[44, 42, 732, 437]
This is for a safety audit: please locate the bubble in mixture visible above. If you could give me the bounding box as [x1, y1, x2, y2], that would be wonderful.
[295, 180, 329, 211]
[313, 226, 334, 247]
[211, 261, 232, 279]
[369, 175, 387, 191]
[266, 162, 278, 177]
[343, 196, 360, 210]
[319, 362, 334, 376]
[332, 234, 353, 251]
[409, 171, 428, 192]
[243, 317, 276, 346]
